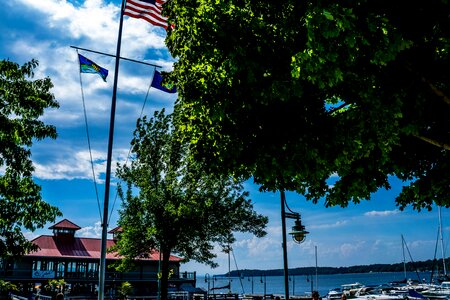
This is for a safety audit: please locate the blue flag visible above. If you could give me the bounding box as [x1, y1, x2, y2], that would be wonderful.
[151, 70, 176, 93]
[78, 54, 108, 82]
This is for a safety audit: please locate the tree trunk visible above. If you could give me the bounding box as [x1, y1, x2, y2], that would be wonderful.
[159, 247, 172, 300]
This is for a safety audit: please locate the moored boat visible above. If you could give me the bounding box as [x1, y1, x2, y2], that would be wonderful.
[326, 288, 342, 300]
[325, 282, 365, 300]
[421, 281, 450, 300]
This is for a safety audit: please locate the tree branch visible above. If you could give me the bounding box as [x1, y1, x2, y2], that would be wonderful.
[420, 75, 450, 106]
[414, 134, 450, 151]
[405, 64, 450, 106]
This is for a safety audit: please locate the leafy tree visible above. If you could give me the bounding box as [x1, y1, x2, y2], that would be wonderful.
[0, 280, 18, 296]
[165, 1, 449, 210]
[0, 59, 61, 257]
[47, 279, 66, 293]
[111, 110, 268, 300]
[117, 282, 133, 300]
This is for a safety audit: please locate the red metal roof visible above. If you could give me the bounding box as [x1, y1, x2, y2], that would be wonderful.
[27, 235, 182, 262]
[49, 219, 81, 230]
[108, 226, 122, 234]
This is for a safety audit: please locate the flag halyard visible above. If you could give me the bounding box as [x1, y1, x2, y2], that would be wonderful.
[124, 0, 168, 30]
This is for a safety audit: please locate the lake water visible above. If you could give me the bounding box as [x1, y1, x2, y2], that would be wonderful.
[195, 271, 431, 297]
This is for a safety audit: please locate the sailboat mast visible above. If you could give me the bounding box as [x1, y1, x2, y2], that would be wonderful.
[228, 244, 231, 294]
[439, 207, 447, 275]
[401, 235, 407, 279]
[315, 245, 318, 292]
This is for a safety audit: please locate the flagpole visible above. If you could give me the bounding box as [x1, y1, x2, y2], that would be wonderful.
[98, 0, 126, 299]
[70, 45, 162, 68]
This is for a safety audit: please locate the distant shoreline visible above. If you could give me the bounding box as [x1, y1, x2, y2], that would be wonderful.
[224, 258, 446, 277]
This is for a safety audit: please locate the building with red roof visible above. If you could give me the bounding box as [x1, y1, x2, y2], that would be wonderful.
[0, 219, 196, 299]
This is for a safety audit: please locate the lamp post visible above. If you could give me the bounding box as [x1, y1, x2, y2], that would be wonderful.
[281, 190, 309, 300]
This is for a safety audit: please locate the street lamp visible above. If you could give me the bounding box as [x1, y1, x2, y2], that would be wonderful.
[289, 218, 308, 244]
[281, 190, 309, 300]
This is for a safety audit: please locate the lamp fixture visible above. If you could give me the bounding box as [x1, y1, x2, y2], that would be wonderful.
[289, 218, 309, 244]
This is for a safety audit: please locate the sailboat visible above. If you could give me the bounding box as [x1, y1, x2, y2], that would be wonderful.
[415, 207, 450, 300]
[421, 281, 450, 300]
[433, 207, 449, 283]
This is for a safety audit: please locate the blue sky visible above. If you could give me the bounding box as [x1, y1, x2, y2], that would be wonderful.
[1, 0, 448, 276]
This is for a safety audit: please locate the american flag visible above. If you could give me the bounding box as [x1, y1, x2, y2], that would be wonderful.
[124, 0, 168, 29]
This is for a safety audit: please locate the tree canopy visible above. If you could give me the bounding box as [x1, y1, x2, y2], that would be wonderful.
[165, 0, 450, 210]
[0, 59, 61, 257]
[112, 110, 268, 300]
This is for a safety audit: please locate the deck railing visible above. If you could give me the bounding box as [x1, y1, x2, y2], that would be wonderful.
[1, 269, 196, 282]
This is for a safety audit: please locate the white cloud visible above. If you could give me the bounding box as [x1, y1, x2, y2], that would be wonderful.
[33, 148, 130, 181]
[34, 149, 105, 180]
[17, 0, 118, 47]
[78, 221, 103, 238]
[24, 231, 39, 241]
[339, 241, 366, 257]
[17, 0, 166, 54]
[237, 236, 279, 258]
[408, 239, 434, 250]
[309, 220, 348, 229]
[364, 210, 400, 217]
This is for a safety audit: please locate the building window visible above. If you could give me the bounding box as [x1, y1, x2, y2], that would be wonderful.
[32, 260, 54, 271]
[66, 261, 90, 278]
[53, 229, 75, 235]
[78, 261, 87, 278]
[88, 262, 98, 278]
[67, 261, 76, 277]
[32, 260, 41, 271]
[47, 261, 54, 271]
[57, 261, 65, 277]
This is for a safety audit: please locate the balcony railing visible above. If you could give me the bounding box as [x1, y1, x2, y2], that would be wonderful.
[0, 269, 196, 283]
